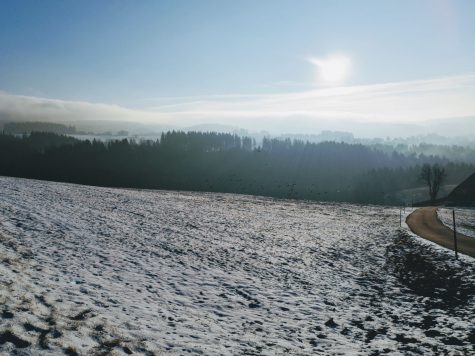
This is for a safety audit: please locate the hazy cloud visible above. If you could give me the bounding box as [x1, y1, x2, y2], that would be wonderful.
[1, 73, 475, 136]
[0, 92, 170, 124]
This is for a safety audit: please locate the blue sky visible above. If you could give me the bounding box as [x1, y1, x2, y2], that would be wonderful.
[1, 0, 475, 135]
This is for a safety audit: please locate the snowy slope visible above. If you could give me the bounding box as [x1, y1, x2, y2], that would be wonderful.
[438, 207, 475, 239]
[0, 176, 474, 355]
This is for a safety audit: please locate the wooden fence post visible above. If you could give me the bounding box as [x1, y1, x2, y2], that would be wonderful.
[452, 209, 458, 260]
[400, 207, 402, 227]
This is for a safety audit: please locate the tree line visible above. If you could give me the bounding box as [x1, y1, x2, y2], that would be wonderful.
[0, 131, 473, 205]
[2, 121, 77, 135]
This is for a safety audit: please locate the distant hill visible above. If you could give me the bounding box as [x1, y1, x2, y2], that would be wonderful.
[446, 172, 475, 206]
[3, 121, 76, 135]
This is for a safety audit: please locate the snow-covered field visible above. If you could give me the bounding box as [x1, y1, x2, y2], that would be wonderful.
[0, 176, 474, 355]
[438, 207, 475, 238]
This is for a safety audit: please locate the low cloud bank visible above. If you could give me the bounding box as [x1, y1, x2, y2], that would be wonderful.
[1, 73, 475, 137]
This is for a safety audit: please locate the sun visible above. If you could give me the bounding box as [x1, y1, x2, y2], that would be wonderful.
[309, 55, 351, 85]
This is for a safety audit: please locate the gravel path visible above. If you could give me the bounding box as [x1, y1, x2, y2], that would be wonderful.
[406, 207, 475, 258]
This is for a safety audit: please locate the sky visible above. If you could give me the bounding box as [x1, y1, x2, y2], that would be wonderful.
[1, 0, 475, 136]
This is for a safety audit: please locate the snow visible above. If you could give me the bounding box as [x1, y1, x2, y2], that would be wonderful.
[0, 176, 474, 354]
[438, 207, 475, 239]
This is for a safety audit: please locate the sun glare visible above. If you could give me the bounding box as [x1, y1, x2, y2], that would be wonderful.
[310, 55, 351, 85]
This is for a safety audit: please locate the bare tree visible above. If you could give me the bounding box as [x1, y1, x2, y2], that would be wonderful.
[419, 164, 447, 201]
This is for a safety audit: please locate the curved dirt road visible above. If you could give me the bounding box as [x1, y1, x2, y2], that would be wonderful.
[406, 207, 475, 258]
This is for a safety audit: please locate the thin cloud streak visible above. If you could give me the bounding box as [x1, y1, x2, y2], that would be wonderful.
[147, 73, 475, 124]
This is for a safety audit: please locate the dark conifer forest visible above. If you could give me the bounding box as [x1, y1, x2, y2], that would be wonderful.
[0, 131, 473, 205]
[2, 121, 77, 135]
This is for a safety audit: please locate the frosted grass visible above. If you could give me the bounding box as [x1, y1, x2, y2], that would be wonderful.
[438, 207, 475, 238]
[0, 176, 473, 354]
